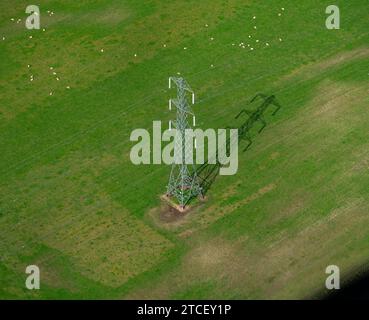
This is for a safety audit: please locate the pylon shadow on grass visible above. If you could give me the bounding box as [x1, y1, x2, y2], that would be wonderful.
[196, 93, 282, 196]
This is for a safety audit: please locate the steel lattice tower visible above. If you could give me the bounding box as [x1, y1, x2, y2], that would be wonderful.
[166, 77, 202, 209]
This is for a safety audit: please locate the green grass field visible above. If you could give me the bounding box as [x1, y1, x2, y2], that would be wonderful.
[1, 0, 369, 299]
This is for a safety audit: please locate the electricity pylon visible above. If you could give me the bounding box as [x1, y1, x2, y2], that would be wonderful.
[166, 77, 202, 210]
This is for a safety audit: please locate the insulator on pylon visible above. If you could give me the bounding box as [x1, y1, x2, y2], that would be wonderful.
[192, 93, 195, 104]
[193, 116, 196, 126]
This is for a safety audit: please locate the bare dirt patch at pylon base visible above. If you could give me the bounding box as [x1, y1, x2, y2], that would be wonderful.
[160, 196, 189, 222]
[146, 195, 208, 231]
[160, 194, 192, 214]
